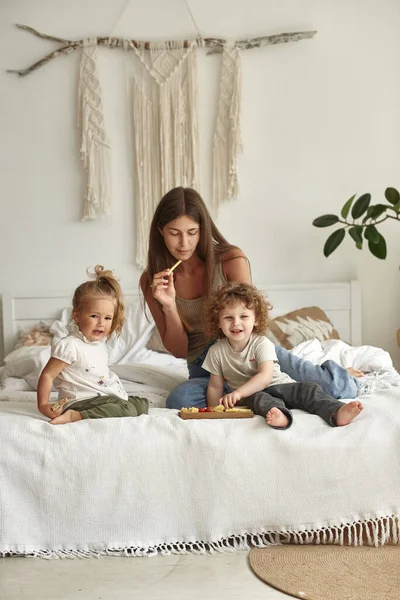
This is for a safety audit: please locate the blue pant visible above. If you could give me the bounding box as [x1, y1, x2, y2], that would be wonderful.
[166, 344, 360, 410]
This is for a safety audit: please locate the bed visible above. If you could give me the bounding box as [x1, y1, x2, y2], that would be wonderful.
[1, 281, 400, 559]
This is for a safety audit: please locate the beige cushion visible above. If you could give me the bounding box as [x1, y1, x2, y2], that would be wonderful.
[265, 306, 340, 350]
[146, 328, 171, 354]
[16, 322, 53, 349]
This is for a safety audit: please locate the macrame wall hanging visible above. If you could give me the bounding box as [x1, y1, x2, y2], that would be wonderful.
[7, 23, 317, 267]
[126, 39, 199, 267]
[213, 43, 242, 213]
[78, 37, 111, 221]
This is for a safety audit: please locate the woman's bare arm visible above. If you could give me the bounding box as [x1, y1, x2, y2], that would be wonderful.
[221, 249, 252, 284]
[140, 272, 189, 358]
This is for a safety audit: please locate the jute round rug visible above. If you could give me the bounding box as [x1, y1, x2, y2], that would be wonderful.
[248, 545, 400, 600]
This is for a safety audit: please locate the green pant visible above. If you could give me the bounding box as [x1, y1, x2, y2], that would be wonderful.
[64, 395, 149, 420]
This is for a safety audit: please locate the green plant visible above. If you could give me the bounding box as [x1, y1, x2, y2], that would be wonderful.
[312, 187, 400, 259]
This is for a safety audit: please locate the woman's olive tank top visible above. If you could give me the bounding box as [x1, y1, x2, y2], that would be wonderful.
[175, 261, 227, 362]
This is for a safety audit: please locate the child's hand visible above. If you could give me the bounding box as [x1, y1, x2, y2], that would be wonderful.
[39, 402, 65, 419]
[219, 391, 242, 408]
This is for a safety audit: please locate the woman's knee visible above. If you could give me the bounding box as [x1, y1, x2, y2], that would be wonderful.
[166, 378, 208, 409]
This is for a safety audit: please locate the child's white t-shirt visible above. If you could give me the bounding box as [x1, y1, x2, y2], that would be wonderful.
[52, 331, 128, 408]
[202, 333, 294, 391]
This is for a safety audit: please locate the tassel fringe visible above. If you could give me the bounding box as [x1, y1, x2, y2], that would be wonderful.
[2, 514, 399, 559]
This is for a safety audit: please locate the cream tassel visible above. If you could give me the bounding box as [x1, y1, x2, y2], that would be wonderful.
[212, 44, 242, 213]
[78, 37, 111, 221]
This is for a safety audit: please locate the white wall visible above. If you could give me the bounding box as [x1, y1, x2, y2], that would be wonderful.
[0, 0, 399, 368]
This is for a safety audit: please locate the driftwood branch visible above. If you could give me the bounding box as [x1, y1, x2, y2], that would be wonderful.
[6, 23, 317, 77]
[205, 30, 317, 54]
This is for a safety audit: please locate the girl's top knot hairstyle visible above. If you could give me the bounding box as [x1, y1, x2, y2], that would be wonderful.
[72, 265, 125, 337]
[204, 283, 272, 339]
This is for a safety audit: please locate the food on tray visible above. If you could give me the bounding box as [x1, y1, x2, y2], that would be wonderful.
[180, 405, 252, 413]
[178, 405, 254, 419]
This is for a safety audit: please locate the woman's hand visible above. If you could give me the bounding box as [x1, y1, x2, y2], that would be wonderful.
[219, 391, 242, 408]
[151, 269, 176, 308]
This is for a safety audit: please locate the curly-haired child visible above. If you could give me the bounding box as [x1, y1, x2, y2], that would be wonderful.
[202, 283, 363, 429]
[37, 265, 149, 425]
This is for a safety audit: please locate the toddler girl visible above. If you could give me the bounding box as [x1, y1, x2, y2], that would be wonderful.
[37, 265, 148, 424]
[202, 283, 363, 429]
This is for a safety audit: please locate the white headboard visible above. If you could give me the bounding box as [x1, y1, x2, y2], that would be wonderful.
[1, 281, 362, 359]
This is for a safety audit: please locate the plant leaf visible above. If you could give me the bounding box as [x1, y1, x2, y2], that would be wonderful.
[385, 187, 400, 206]
[368, 234, 387, 259]
[393, 201, 400, 214]
[368, 204, 389, 220]
[341, 195, 356, 219]
[364, 224, 380, 243]
[313, 215, 339, 228]
[323, 228, 346, 257]
[348, 226, 363, 246]
[351, 193, 371, 219]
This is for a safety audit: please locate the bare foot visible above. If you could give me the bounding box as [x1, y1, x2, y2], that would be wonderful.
[346, 367, 364, 378]
[266, 407, 289, 428]
[334, 401, 364, 426]
[50, 410, 83, 425]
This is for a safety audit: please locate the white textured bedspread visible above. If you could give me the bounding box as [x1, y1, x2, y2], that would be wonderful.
[1, 386, 400, 557]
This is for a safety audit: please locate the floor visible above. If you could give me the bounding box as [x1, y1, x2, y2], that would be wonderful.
[0, 551, 289, 600]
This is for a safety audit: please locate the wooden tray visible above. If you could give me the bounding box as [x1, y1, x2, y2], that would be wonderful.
[179, 410, 253, 419]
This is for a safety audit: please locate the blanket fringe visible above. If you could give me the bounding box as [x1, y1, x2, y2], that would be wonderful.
[2, 515, 399, 559]
[358, 368, 400, 395]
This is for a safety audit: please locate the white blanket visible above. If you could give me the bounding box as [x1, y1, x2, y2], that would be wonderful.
[291, 339, 400, 395]
[291, 338, 394, 371]
[1, 385, 400, 558]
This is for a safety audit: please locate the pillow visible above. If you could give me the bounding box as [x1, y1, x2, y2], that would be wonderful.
[265, 306, 340, 350]
[107, 303, 155, 364]
[15, 321, 53, 349]
[1, 346, 51, 390]
[146, 328, 171, 354]
[49, 307, 71, 341]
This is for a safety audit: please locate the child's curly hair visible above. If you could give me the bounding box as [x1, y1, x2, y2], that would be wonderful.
[204, 283, 272, 339]
[71, 265, 125, 337]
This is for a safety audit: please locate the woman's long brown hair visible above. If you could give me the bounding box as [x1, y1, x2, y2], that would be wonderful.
[145, 187, 237, 297]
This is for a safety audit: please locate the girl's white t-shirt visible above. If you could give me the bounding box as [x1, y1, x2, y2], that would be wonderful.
[52, 332, 128, 407]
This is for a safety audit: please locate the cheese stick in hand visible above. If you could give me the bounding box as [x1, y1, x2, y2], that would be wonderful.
[168, 260, 182, 273]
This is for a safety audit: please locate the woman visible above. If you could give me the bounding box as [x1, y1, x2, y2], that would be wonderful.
[140, 187, 360, 409]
